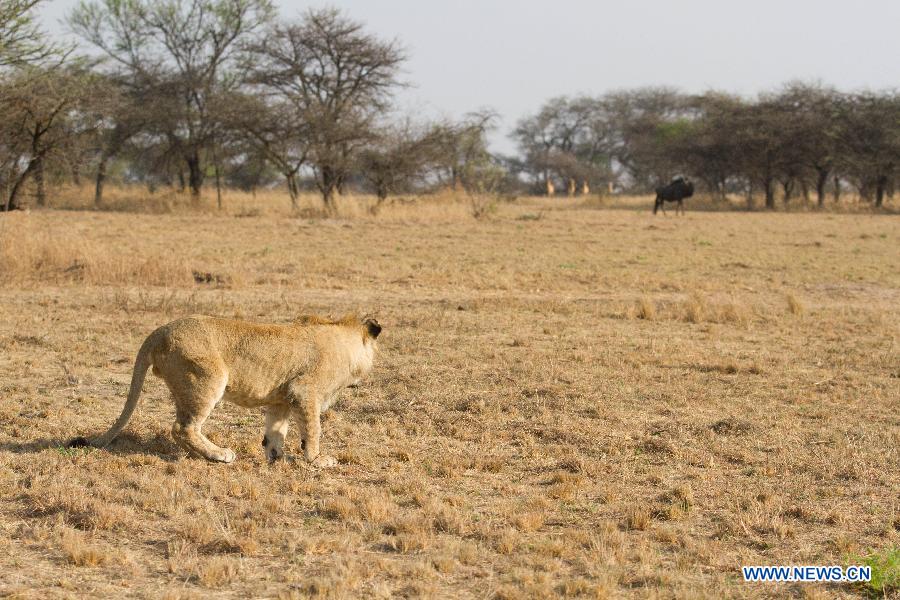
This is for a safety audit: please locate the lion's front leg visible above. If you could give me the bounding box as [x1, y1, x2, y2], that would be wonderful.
[262, 404, 290, 463]
[289, 381, 337, 469]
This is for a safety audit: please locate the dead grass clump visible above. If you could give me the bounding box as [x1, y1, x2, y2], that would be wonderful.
[683, 293, 706, 323]
[718, 301, 752, 326]
[318, 496, 357, 522]
[624, 506, 652, 531]
[475, 455, 505, 473]
[431, 554, 457, 574]
[384, 513, 432, 553]
[60, 530, 111, 567]
[512, 512, 545, 533]
[786, 293, 805, 316]
[493, 528, 521, 555]
[357, 493, 395, 524]
[631, 297, 656, 320]
[197, 557, 241, 587]
[182, 520, 217, 546]
[678, 293, 752, 326]
[660, 486, 694, 520]
[710, 417, 754, 435]
[387, 533, 429, 554]
[166, 539, 196, 575]
[428, 504, 470, 536]
[433, 455, 467, 479]
[640, 435, 675, 455]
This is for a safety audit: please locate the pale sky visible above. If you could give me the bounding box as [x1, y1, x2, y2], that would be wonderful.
[39, 0, 900, 154]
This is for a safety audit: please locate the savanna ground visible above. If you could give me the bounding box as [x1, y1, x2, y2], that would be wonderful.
[0, 189, 898, 599]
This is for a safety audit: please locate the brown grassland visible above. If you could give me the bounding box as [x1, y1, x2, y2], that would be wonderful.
[0, 189, 898, 599]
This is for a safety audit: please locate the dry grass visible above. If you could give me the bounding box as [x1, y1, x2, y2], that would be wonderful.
[0, 191, 898, 597]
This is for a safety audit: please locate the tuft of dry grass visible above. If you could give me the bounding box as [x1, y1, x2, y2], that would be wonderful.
[786, 293, 805, 316]
[628, 296, 657, 320]
[60, 530, 111, 567]
[197, 557, 241, 587]
[624, 506, 652, 531]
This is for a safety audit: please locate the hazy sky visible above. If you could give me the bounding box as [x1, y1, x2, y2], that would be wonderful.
[39, 0, 900, 153]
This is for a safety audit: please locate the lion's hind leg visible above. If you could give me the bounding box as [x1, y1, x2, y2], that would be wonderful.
[169, 369, 236, 464]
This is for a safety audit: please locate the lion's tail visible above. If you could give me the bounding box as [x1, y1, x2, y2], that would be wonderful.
[69, 329, 160, 449]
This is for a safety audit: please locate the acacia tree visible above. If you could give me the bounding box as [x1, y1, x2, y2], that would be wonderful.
[511, 106, 559, 195]
[248, 8, 405, 214]
[600, 87, 688, 189]
[0, 66, 96, 210]
[69, 0, 274, 200]
[838, 92, 899, 207]
[512, 97, 595, 195]
[356, 120, 447, 207]
[0, 0, 59, 67]
[772, 83, 842, 207]
[226, 92, 309, 208]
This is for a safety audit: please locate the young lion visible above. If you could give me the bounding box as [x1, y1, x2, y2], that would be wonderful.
[69, 314, 381, 467]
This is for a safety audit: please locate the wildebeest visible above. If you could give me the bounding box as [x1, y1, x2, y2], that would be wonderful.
[653, 176, 694, 215]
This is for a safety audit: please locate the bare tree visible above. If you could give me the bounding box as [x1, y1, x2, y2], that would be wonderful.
[69, 0, 275, 200]
[248, 8, 406, 214]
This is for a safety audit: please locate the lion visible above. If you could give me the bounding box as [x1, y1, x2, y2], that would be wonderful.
[69, 314, 382, 467]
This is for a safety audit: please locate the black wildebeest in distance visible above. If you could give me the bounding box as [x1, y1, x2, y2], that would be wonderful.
[653, 176, 694, 215]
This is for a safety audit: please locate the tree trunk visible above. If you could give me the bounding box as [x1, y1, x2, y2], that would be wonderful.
[859, 180, 872, 203]
[815, 169, 828, 208]
[5, 160, 38, 211]
[186, 152, 203, 200]
[320, 165, 338, 215]
[875, 176, 887, 208]
[71, 160, 82, 186]
[833, 175, 841, 202]
[781, 179, 793, 204]
[214, 161, 223, 210]
[285, 173, 299, 210]
[95, 154, 109, 208]
[34, 156, 46, 207]
[764, 178, 775, 210]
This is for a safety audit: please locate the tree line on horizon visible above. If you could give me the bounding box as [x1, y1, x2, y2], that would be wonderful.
[1, 0, 897, 213]
[512, 86, 899, 209]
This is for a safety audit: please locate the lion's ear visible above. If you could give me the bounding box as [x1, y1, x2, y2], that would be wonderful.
[363, 317, 382, 339]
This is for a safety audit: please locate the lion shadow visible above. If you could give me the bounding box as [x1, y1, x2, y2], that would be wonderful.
[0, 431, 182, 462]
